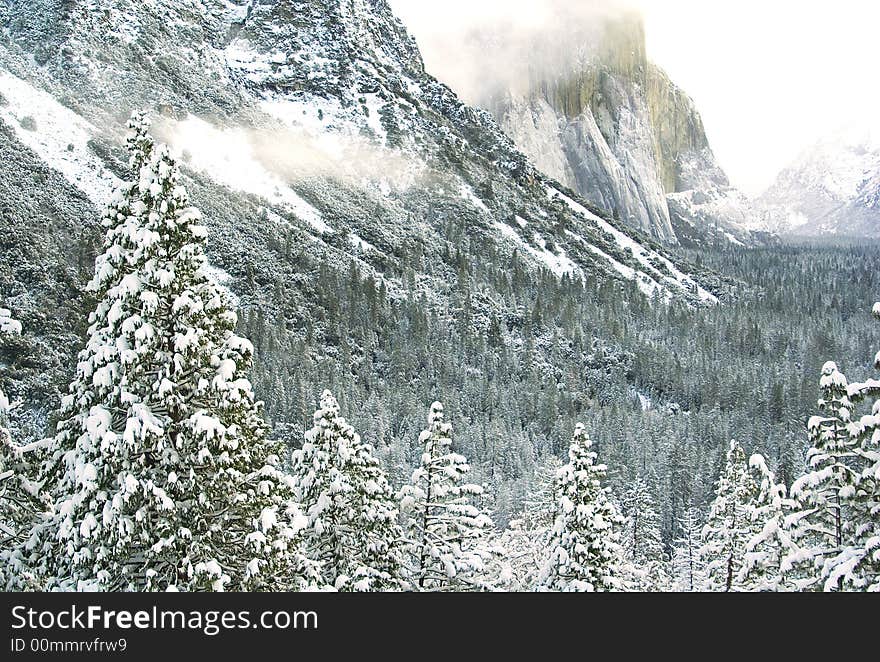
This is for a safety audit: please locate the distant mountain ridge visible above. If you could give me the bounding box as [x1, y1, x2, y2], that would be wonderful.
[756, 127, 880, 238]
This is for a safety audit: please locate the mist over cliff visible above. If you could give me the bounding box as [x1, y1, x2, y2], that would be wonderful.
[393, 1, 772, 246]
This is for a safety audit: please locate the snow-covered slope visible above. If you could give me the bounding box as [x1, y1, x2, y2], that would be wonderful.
[0, 0, 717, 299]
[757, 127, 880, 237]
[0, 0, 725, 436]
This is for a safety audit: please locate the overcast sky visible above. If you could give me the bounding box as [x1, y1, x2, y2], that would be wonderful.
[389, 0, 880, 195]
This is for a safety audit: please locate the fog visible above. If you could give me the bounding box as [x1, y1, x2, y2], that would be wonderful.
[390, 0, 638, 105]
[154, 114, 426, 201]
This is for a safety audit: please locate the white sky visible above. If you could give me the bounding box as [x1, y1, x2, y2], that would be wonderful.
[389, 0, 880, 195]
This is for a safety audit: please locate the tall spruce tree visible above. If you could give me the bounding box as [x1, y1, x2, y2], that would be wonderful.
[700, 441, 758, 592]
[0, 308, 46, 589]
[495, 454, 562, 589]
[29, 114, 316, 591]
[620, 474, 669, 591]
[291, 390, 405, 591]
[671, 506, 707, 591]
[739, 453, 800, 591]
[788, 361, 861, 590]
[0, 306, 21, 447]
[398, 401, 494, 590]
[537, 424, 623, 592]
[520, 455, 562, 532]
[832, 302, 880, 590]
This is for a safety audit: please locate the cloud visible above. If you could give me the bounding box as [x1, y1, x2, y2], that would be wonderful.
[153, 113, 427, 206]
[389, 0, 641, 105]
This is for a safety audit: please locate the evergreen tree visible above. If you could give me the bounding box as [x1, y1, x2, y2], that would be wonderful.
[700, 441, 758, 592]
[620, 474, 669, 591]
[495, 454, 562, 589]
[833, 301, 880, 590]
[0, 308, 46, 589]
[537, 424, 623, 592]
[739, 453, 800, 591]
[29, 113, 316, 591]
[0, 307, 20, 447]
[788, 361, 861, 590]
[671, 506, 707, 591]
[291, 390, 405, 591]
[520, 454, 563, 531]
[398, 401, 494, 591]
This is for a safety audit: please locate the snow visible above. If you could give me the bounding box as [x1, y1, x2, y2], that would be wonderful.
[85, 406, 112, 441]
[258, 507, 279, 533]
[192, 413, 227, 441]
[0, 71, 120, 205]
[80, 513, 98, 538]
[564, 228, 656, 298]
[361, 93, 387, 142]
[549, 186, 717, 304]
[194, 560, 229, 591]
[0, 309, 22, 336]
[202, 263, 239, 307]
[348, 233, 375, 253]
[123, 473, 139, 495]
[218, 0, 253, 23]
[494, 221, 578, 278]
[721, 230, 745, 247]
[757, 125, 880, 235]
[459, 183, 489, 212]
[803, 127, 880, 200]
[225, 40, 273, 82]
[260, 96, 425, 194]
[260, 97, 343, 140]
[78, 463, 98, 486]
[166, 115, 333, 234]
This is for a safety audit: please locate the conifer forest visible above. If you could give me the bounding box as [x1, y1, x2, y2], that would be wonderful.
[1, 1, 878, 593]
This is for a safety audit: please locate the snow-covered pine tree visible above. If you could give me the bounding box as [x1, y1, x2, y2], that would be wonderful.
[398, 401, 494, 591]
[291, 390, 405, 591]
[520, 454, 563, 532]
[836, 301, 880, 591]
[699, 440, 758, 592]
[0, 433, 49, 590]
[671, 506, 707, 592]
[30, 113, 316, 591]
[0, 307, 22, 448]
[620, 474, 669, 591]
[494, 454, 562, 589]
[0, 306, 21, 445]
[787, 361, 861, 590]
[537, 424, 623, 592]
[0, 307, 47, 590]
[739, 453, 800, 591]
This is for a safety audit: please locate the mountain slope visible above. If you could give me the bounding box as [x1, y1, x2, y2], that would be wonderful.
[454, 11, 770, 247]
[0, 1, 714, 295]
[0, 0, 723, 485]
[757, 127, 880, 237]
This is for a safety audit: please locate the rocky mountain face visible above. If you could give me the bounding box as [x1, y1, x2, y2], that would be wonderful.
[756, 127, 880, 237]
[0, 1, 720, 441]
[473, 11, 770, 247]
